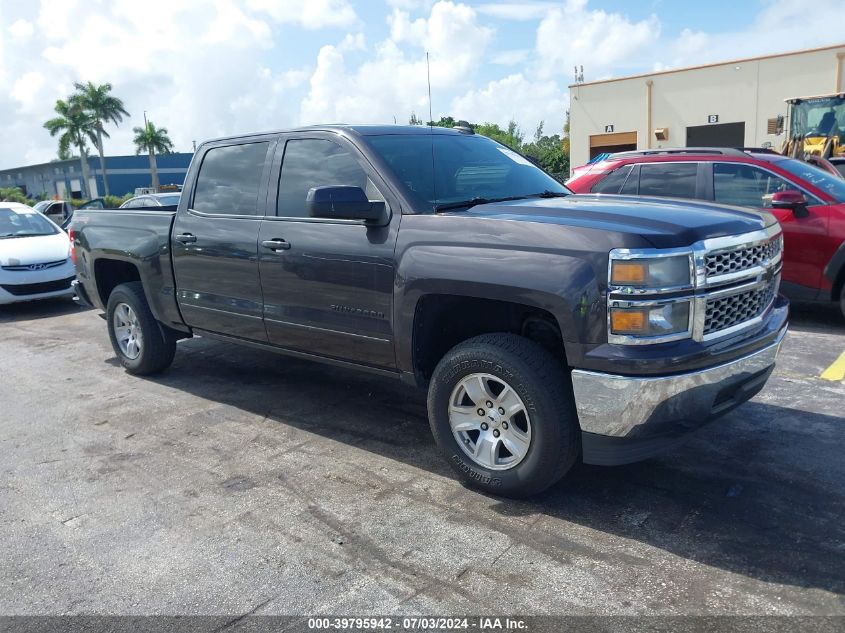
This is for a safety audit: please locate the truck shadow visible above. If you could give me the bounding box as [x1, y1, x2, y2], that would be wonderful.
[787, 301, 844, 334]
[0, 297, 89, 323]
[139, 334, 845, 596]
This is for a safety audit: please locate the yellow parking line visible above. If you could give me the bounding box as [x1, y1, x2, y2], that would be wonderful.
[820, 351, 845, 381]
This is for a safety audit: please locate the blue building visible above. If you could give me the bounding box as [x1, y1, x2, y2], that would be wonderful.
[0, 152, 194, 200]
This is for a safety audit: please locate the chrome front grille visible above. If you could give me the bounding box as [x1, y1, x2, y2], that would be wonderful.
[1, 259, 67, 272]
[699, 230, 781, 339]
[704, 275, 779, 336]
[704, 235, 782, 278]
[607, 225, 783, 345]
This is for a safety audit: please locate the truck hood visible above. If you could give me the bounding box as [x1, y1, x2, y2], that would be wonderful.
[0, 232, 70, 266]
[448, 194, 778, 248]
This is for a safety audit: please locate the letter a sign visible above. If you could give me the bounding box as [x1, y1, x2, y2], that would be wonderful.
[605, 125, 615, 133]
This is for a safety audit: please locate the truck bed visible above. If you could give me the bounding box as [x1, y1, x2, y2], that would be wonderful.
[72, 208, 186, 331]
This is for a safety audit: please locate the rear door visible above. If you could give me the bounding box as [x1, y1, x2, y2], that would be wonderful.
[635, 161, 705, 199]
[172, 137, 276, 341]
[257, 133, 400, 368]
[709, 161, 830, 291]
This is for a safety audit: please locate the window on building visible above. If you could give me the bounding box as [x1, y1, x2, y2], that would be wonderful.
[638, 163, 698, 198]
[277, 139, 383, 218]
[713, 163, 809, 208]
[591, 165, 633, 194]
[192, 142, 270, 215]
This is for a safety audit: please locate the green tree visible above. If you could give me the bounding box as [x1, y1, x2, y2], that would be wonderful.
[475, 120, 524, 150]
[0, 187, 30, 204]
[409, 112, 423, 125]
[132, 121, 174, 190]
[72, 81, 130, 197]
[44, 99, 97, 198]
[427, 115, 457, 128]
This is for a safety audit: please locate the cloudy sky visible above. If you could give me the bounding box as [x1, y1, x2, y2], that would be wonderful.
[1, 0, 844, 169]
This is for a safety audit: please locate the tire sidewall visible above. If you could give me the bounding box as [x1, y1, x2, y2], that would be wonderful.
[428, 347, 566, 496]
[840, 284, 845, 320]
[106, 286, 153, 373]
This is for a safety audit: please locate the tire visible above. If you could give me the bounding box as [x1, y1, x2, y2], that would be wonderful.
[106, 282, 176, 375]
[427, 333, 580, 498]
[840, 284, 845, 321]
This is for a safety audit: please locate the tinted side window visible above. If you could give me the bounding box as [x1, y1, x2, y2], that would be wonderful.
[714, 163, 798, 208]
[638, 163, 697, 198]
[591, 165, 632, 193]
[277, 139, 383, 218]
[193, 142, 270, 215]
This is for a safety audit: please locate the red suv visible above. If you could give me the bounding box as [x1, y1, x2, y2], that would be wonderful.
[566, 148, 845, 317]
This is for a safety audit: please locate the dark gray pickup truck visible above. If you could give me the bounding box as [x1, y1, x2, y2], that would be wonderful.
[71, 125, 788, 496]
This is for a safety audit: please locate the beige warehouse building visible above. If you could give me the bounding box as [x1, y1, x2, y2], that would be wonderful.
[568, 43, 845, 170]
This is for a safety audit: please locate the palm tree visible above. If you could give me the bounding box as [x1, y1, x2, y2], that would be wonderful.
[44, 99, 97, 199]
[132, 121, 174, 190]
[72, 82, 129, 197]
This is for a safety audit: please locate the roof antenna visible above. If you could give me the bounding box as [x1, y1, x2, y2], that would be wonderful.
[427, 51, 437, 208]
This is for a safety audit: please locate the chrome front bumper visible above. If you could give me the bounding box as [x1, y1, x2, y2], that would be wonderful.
[571, 328, 787, 440]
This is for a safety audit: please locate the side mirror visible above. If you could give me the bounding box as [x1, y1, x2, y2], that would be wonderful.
[770, 190, 809, 218]
[306, 186, 386, 223]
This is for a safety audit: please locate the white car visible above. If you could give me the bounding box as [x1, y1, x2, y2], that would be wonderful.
[0, 203, 76, 305]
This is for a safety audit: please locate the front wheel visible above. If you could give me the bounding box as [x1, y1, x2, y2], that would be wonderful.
[106, 282, 176, 375]
[427, 333, 580, 498]
[840, 283, 845, 320]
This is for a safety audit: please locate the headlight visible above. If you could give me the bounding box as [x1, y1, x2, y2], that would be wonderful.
[610, 255, 691, 289]
[607, 249, 695, 344]
[609, 301, 691, 337]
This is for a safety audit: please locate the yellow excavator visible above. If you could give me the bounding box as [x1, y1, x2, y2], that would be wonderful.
[781, 92, 845, 159]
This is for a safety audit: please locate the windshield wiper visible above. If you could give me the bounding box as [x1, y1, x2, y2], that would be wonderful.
[533, 190, 569, 198]
[434, 191, 568, 212]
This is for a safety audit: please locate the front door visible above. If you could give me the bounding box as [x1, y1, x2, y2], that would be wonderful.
[711, 161, 830, 290]
[172, 139, 275, 341]
[257, 134, 399, 368]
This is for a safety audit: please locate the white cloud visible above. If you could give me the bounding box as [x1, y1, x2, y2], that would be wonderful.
[11, 72, 45, 109]
[385, 0, 435, 10]
[0, 0, 326, 170]
[659, 0, 845, 70]
[476, 2, 556, 20]
[4, 0, 845, 174]
[301, 1, 492, 124]
[535, 0, 660, 80]
[450, 73, 567, 132]
[245, 0, 359, 29]
[7, 19, 34, 39]
[339, 32, 367, 52]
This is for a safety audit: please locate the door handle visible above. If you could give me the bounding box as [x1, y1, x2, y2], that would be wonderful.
[261, 238, 291, 251]
[175, 233, 197, 244]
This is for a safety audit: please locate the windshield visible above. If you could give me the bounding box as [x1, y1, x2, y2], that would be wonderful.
[33, 201, 50, 212]
[776, 157, 845, 202]
[789, 96, 845, 137]
[365, 133, 568, 211]
[0, 209, 60, 238]
[157, 194, 181, 206]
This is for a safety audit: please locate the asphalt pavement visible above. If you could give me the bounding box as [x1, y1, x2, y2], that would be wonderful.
[1, 298, 843, 619]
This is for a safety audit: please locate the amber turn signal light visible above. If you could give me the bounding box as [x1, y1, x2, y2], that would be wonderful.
[610, 309, 647, 333]
[611, 261, 647, 284]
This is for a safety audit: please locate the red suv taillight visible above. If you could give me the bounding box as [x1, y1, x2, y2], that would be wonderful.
[68, 228, 76, 264]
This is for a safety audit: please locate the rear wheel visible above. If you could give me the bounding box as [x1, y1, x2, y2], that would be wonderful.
[106, 282, 176, 375]
[427, 333, 580, 498]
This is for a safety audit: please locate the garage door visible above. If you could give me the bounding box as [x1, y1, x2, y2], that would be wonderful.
[686, 122, 745, 148]
[589, 131, 637, 159]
